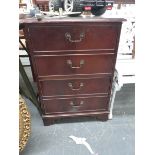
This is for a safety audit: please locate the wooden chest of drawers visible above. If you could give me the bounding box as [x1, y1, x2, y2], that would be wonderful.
[22, 17, 124, 125]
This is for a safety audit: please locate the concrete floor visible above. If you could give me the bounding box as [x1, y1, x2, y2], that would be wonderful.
[20, 67, 135, 155]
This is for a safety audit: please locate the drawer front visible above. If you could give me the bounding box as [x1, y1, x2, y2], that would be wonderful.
[34, 53, 115, 77]
[28, 25, 119, 51]
[42, 96, 109, 114]
[39, 77, 111, 97]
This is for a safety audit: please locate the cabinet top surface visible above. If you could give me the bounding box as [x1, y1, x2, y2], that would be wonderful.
[20, 16, 126, 25]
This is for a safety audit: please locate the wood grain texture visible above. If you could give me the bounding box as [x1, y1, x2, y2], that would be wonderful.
[28, 24, 120, 51]
[33, 53, 115, 77]
[22, 17, 124, 125]
[39, 77, 111, 97]
[42, 95, 109, 115]
[20, 17, 125, 24]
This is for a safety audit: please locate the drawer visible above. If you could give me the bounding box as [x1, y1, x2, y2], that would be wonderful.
[42, 96, 109, 114]
[39, 77, 111, 97]
[34, 53, 115, 77]
[28, 25, 119, 51]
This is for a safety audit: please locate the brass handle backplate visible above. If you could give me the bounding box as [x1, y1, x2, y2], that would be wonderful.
[68, 82, 84, 91]
[70, 101, 84, 107]
[67, 59, 84, 69]
[65, 32, 85, 43]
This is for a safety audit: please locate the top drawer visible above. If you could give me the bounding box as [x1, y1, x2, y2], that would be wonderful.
[28, 25, 120, 51]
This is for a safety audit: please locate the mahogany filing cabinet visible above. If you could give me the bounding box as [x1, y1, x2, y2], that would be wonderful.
[22, 17, 124, 126]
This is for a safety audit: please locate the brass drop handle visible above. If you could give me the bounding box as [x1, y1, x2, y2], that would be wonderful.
[68, 82, 84, 91]
[65, 32, 85, 43]
[70, 101, 84, 107]
[67, 59, 84, 69]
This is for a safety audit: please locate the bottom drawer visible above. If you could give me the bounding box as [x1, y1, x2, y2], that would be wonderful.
[42, 96, 109, 114]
